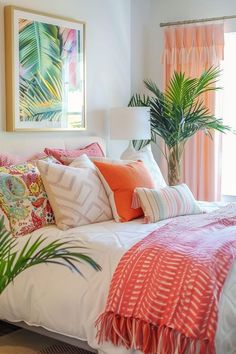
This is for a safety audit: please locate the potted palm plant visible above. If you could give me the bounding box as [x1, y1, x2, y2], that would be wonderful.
[129, 67, 231, 185]
[0, 217, 100, 294]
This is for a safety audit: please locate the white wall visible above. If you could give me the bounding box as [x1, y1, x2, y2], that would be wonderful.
[0, 0, 131, 157]
[131, 0, 151, 94]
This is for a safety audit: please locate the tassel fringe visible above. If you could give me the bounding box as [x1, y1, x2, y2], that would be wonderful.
[96, 312, 215, 354]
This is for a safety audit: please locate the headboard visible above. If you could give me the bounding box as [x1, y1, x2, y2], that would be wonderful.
[0, 134, 106, 157]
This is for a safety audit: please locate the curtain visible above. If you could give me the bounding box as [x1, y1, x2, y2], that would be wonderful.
[162, 24, 224, 201]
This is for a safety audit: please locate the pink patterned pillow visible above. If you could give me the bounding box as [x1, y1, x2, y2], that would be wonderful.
[0, 152, 48, 167]
[44, 142, 105, 164]
[29, 152, 48, 161]
[0, 154, 24, 167]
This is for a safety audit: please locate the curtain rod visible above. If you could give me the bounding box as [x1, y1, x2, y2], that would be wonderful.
[160, 14, 236, 27]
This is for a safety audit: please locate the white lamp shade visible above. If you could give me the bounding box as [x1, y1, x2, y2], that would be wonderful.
[109, 107, 151, 140]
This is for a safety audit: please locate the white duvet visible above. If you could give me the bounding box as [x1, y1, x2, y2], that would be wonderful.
[0, 202, 235, 354]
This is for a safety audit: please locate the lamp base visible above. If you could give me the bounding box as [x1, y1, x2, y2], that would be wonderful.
[120, 141, 135, 160]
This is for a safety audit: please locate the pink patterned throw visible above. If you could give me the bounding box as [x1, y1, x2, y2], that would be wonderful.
[96, 204, 236, 354]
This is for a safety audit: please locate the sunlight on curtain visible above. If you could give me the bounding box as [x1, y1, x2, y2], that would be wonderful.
[162, 24, 224, 201]
[221, 33, 236, 197]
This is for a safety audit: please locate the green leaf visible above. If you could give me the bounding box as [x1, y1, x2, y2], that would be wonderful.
[0, 217, 101, 294]
[19, 22, 61, 79]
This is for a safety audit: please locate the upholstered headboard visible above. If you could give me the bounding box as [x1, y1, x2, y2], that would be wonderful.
[0, 134, 106, 157]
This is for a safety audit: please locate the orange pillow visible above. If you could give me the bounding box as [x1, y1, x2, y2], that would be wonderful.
[94, 160, 155, 222]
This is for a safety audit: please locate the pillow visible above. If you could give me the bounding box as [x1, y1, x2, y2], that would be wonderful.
[0, 154, 24, 167]
[44, 142, 105, 164]
[37, 160, 113, 230]
[63, 156, 124, 165]
[0, 152, 52, 167]
[93, 160, 155, 222]
[91, 157, 134, 163]
[121, 144, 166, 188]
[0, 163, 55, 237]
[69, 154, 97, 169]
[30, 155, 61, 166]
[134, 184, 202, 223]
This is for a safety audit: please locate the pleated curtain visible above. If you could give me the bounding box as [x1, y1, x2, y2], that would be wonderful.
[162, 24, 224, 201]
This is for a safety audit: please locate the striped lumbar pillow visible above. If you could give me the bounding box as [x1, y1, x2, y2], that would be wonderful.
[135, 184, 202, 223]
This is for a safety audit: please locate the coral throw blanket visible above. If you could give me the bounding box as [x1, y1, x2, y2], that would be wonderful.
[96, 205, 236, 354]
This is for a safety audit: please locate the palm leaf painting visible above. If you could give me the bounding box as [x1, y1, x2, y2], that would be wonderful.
[19, 21, 61, 79]
[18, 16, 83, 127]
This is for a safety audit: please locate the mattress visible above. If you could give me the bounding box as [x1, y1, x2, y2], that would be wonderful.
[0, 201, 235, 354]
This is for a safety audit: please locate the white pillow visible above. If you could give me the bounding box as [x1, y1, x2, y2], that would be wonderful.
[121, 144, 166, 188]
[37, 159, 113, 230]
[70, 154, 97, 169]
[90, 156, 134, 164]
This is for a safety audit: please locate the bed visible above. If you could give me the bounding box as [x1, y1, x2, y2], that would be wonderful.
[0, 136, 236, 354]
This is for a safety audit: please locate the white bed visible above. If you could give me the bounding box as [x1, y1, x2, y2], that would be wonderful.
[0, 136, 236, 354]
[0, 202, 235, 354]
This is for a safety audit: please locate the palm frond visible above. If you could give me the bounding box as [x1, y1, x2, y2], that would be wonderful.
[144, 80, 163, 99]
[130, 67, 231, 152]
[132, 140, 151, 150]
[0, 217, 101, 294]
[128, 94, 150, 107]
[20, 72, 62, 122]
[19, 22, 61, 79]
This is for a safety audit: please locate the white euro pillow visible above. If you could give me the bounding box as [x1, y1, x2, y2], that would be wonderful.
[121, 144, 167, 188]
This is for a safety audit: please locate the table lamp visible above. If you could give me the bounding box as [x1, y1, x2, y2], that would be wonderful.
[109, 107, 151, 158]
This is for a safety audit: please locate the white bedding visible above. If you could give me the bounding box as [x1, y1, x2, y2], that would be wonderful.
[0, 201, 235, 354]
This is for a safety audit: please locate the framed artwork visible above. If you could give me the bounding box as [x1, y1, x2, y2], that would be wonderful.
[4, 6, 86, 131]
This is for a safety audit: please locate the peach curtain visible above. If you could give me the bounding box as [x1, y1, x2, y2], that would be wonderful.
[162, 24, 224, 201]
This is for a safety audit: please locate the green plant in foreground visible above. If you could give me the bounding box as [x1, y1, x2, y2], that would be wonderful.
[129, 67, 231, 185]
[0, 217, 101, 294]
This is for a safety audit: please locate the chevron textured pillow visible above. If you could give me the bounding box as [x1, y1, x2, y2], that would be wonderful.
[37, 160, 113, 230]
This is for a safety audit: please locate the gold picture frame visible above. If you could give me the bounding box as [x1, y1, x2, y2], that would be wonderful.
[5, 6, 86, 131]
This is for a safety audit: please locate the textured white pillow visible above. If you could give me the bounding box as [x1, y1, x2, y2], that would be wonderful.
[70, 154, 97, 169]
[37, 159, 113, 230]
[90, 157, 134, 164]
[121, 144, 166, 188]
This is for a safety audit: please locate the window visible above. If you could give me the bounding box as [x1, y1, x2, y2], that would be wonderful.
[221, 33, 236, 197]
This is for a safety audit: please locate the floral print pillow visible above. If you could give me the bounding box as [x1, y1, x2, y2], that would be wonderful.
[0, 163, 54, 237]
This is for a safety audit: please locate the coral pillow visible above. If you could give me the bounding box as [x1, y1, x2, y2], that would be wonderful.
[44, 142, 105, 164]
[135, 184, 202, 223]
[0, 163, 54, 237]
[94, 160, 155, 222]
[121, 144, 167, 188]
